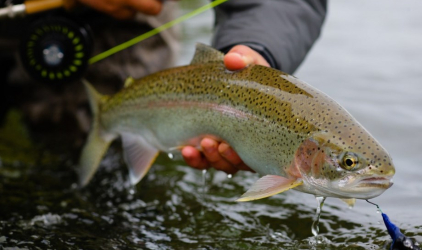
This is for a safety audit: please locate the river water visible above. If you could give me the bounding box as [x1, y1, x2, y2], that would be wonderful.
[1, 0, 421, 249]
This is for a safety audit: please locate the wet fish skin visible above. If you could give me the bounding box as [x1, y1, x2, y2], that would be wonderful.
[79, 44, 395, 201]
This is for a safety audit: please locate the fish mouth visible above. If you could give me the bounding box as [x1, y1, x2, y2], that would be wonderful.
[358, 177, 393, 189]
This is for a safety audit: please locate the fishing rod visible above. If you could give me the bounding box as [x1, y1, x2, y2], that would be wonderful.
[0, 0, 68, 19]
[1, 0, 227, 85]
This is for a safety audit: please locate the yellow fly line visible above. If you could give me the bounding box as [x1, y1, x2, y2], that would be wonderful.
[88, 0, 228, 65]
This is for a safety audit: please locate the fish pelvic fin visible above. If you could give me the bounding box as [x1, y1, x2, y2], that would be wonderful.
[190, 43, 224, 65]
[121, 133, 159, 185]
[340, 198, 356, 208]
[236, 175, 303, 202]
[78, 80, 115, 187]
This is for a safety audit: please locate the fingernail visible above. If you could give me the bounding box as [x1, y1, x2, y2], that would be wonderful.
[237, 53, 253, 66]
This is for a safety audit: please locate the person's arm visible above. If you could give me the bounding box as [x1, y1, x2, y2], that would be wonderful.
[213, 0, 327, 74]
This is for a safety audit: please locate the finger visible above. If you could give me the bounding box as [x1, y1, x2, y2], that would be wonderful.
[110, 7, 136, 19]
[234, 162, 255, 172]
[209, 159, 239, 175]
[126, 0, 162, 15]
[77, 0, 135, 19]
[182, 146, 209, 169]
[201, 138, 238, 174]
[218, 142, 255, 172]
[224, 45, 270, 71]
[223, 51, 249, 70]
[200, 137, 222, 163]
[218, 142, 243, 165]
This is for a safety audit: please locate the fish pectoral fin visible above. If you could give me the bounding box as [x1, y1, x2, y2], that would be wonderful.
[236, 175, 303, 202]
[121, 133, 159, 185]
[340, 198, 356, 208]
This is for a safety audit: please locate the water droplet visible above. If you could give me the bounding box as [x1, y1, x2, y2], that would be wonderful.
[312, 196, 326, 237]
[201, 169, 208, 196]
[227, 174, 233, 179]
[168, 153, 174, 159]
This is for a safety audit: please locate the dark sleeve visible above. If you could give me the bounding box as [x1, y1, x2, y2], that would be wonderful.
[212, 0, 327, 74]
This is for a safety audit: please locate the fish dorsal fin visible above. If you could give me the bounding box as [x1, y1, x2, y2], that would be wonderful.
[124, 77, 135, 88]
[121, 133, 159, 185]
[340, 198, 356, 208]
[190, 43, 224, 65]
[236, 175, 303, 202]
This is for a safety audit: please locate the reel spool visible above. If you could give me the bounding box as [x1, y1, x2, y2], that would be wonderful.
[19, 16, 93, 85]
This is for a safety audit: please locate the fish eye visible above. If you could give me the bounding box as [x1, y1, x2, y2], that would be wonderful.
[341, 153, 359, 170]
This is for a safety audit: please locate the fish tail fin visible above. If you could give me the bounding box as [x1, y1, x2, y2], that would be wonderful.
[78, 80, 115, 187]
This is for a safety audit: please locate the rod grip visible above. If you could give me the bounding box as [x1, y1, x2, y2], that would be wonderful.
[25, 0, 64, 14]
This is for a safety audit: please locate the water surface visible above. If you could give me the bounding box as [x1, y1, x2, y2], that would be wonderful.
[1, 0, 422, 249]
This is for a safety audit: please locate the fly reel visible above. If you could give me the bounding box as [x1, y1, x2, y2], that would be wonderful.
[19, 16, 93, 85]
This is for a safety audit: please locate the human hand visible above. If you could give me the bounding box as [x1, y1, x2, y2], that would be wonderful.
[75, 0, 164, 19]
[181, 45, 270, 175]
[224, 44, 270, 70]
[181, 138, 254, 175]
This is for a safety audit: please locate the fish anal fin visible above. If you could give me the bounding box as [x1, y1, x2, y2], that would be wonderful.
[121, 133, 159, 185]
[340, 198, 356, 208]
[190, 43, 224, 65]
[236, 175, 303, 202]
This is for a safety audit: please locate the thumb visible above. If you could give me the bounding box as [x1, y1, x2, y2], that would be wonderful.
[224, 45, 270, 71]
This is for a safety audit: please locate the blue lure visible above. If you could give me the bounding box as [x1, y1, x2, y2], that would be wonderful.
[366, 200, 420, 250]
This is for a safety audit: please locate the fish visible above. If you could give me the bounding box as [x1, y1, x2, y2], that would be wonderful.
[78, 43, 395, 203]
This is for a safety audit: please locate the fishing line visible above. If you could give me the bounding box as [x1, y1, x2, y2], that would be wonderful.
[366, 199, 421, 249]
[366, 200, 383, 213]
[88, 0, 228, 65]
[366, 199, 383, 213]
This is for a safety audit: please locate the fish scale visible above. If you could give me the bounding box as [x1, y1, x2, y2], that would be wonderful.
[79, 43, 395, 202]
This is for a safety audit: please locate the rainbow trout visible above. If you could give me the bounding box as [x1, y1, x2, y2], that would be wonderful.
[79, 44, 395, 203]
